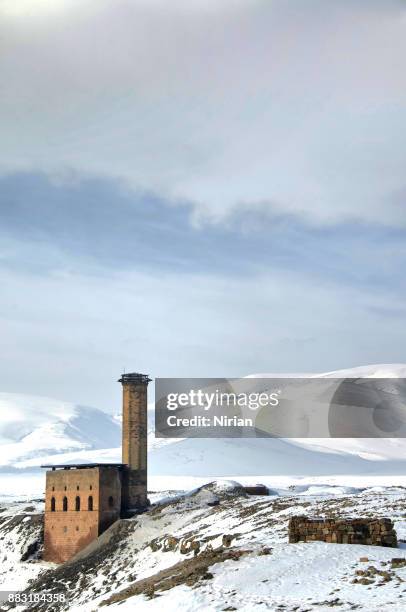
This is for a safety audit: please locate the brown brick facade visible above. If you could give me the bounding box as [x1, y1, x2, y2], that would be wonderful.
[120, 375, 149, 511]
[44, 466, 123, 563]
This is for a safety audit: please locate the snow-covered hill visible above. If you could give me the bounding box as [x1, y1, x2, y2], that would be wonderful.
[248, 363, 406, 379]
[2, 484, 406, 612]
[319, 363, 406, 378]
[0, 393, 121, 469]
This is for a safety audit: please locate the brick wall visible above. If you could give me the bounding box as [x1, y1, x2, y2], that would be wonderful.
[288, 516, 397, 547]
[98, 467, 122, 533]
[44, 466, 122, 563]
[121, 381, 148, 511]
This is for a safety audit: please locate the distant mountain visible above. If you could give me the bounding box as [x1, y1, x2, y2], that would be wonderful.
[0, 393, 121, 469]
[248, 363, 406, 379]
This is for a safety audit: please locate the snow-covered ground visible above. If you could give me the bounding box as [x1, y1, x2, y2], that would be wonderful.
[1, 482, 406, 612]
[0, 498, 44, 593]
[109, 540, 406, 612]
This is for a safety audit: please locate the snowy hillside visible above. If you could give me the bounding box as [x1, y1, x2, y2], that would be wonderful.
[0, 393, 121, 469]
[319, 364, 406, 378]
[249, 363, 406, 379]
[1, 484, 406, 612]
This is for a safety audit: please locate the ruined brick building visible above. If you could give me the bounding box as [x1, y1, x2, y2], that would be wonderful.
[43, 372, 150, 563]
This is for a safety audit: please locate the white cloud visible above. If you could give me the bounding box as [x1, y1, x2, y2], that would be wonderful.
[1, 0, 405, 225]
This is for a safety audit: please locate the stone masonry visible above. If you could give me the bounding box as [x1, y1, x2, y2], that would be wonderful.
[43, 465, 123, 563]
[289, 516, 397, 547]
[119, 373, 150, 512]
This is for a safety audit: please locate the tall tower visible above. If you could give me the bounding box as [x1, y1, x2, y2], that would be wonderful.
[118, 372, 151, 513]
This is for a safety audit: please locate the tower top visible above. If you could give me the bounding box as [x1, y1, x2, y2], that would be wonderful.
[118, 372, 152, 385]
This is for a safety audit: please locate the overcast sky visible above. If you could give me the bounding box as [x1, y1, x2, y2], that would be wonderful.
[0, 0, 405, 412]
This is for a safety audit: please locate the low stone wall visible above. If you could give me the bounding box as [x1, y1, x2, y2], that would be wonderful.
[288, 516, 397, 547]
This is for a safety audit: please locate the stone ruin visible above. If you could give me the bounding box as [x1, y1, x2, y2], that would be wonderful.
[288, 516, 397, 547]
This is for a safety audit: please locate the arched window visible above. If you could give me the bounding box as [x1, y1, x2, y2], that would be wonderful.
[88, 495, 93, 511]
[51, 497, 56, 512]
[63, 496, 68, 511]
[108, 496, 114, 508]
[75, 496, 80, 511]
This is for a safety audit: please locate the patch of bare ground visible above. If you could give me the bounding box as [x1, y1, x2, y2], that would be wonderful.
[310, 597, 359, 608]
[0, 514, 43, 535]
[343, 559, 406, 587]
[237, 499, 287, 520]
[100, 548, 251, 606]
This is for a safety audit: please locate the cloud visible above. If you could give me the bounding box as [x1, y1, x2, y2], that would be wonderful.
[1, 0, 405, 225]
[1, 172, 406, 288]
[0, 171, 406, 408]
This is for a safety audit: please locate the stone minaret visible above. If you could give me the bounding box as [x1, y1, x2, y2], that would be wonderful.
[118, 372, 150, 513]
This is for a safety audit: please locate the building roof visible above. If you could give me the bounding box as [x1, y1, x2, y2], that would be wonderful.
[41, 463, 126, 470]
[118, 372, 151, 384]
